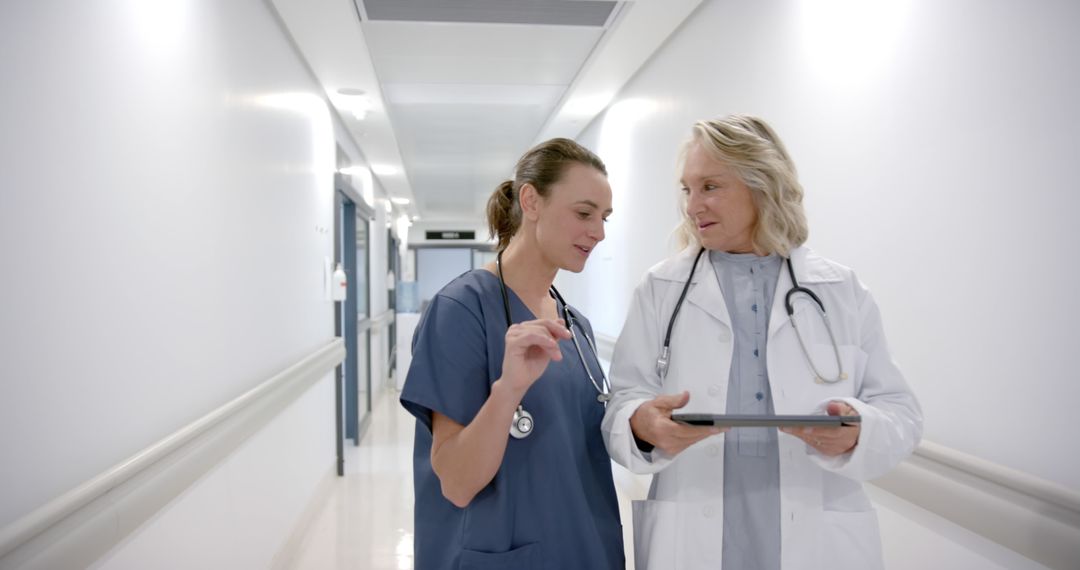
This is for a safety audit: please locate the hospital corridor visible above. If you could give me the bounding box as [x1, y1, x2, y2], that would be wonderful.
[2, 1, 1078, 569]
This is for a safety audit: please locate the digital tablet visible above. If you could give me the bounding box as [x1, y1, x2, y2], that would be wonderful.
[671, 413, 861, 428]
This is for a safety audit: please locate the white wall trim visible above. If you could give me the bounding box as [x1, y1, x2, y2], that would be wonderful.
[594, 333, 1079, 569]
[0, 339, 346, 569]
[270, 464, 337, 570]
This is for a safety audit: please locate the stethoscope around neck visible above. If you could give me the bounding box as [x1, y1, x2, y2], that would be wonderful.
[497, 251, 611, 439]
[655, 247, 848, 384]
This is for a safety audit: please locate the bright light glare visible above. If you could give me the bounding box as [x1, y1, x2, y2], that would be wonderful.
[591, 97, 658, 329]
[340, 166, 375, 206]
[562, 93, 615, 118]
[799, 0, 911, 89]
[597, 98, 659, 191]
[395, 530, 414, 570]
[397, 215, 412, 264]
[372, 164, 400, 176]
[255, 93, 326, 116]
[255, 93, 334, 181]
[390, 197, 410, 205]
[125, 0, 192, 57]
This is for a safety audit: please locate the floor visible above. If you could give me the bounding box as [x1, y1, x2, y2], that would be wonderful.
[286, 387, 648, 569]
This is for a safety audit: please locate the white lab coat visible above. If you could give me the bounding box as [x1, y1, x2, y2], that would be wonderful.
[602, 246, 922, 570]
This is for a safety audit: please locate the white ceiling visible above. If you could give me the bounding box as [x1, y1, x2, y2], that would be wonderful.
[366, 21, 604, 219]
[270, 0, 703, 224]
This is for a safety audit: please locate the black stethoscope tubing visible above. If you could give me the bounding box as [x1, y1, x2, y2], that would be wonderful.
[656, 247, 846, 383]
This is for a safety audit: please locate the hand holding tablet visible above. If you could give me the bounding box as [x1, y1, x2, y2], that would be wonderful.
[673, 401, 862, 457]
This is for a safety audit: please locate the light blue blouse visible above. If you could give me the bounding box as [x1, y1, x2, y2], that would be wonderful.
[710, 250, 782, 570]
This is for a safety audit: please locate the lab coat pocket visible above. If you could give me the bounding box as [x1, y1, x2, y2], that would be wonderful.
[459, 542, 540, 570]
[632, 500, 678, 570]
[821, 510, 884, 570]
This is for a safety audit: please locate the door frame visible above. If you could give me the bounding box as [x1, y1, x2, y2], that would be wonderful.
[334, 174, 375, 471]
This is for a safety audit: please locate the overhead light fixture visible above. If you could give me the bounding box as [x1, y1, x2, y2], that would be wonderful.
[390, 197, 411, 205]
[335, 88, 372, 121]
[371, 164, 399, 176]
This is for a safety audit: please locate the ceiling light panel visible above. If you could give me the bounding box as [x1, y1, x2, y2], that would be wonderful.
[382, 83, 564, 107]
[363, 22, 602, 85]
[360, 0, 617, 26]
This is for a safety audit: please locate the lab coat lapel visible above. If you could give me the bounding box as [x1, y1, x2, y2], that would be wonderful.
[768, 254, 795, 338]
[768, 247, 842, 337]
[684, 252, 731, 328]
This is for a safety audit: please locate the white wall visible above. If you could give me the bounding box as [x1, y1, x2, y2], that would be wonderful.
[90, 378, 335, 570]
[0, 0, 366, 564]
[556, 0, 1078, 565]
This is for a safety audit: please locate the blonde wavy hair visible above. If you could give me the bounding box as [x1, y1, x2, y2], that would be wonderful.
[675, 114, 808, 256]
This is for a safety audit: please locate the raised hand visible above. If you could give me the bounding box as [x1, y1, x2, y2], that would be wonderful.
[499, 318, 571, 393]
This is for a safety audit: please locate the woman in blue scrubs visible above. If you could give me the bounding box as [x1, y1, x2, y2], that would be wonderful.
[400, 138, 625, 570]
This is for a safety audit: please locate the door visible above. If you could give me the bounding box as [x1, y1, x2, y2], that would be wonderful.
[416, 247, 473, 311]
[336, 190, 374, 447]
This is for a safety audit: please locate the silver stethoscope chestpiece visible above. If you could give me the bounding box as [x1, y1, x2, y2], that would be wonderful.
[655, 346, 671, 379]
[510, 405, 534, 439]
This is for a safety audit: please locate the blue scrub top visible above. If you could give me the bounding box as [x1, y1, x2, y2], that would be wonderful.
[400, 269, 624, 570]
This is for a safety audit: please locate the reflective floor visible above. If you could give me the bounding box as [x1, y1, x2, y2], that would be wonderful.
[287, 387, 647, 569]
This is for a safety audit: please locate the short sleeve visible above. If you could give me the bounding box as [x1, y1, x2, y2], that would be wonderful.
[400, 292, 491, 433]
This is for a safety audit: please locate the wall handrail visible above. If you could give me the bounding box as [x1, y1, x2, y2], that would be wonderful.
[357, 309, 394, 330]
[914, 439, 1080, 516]
[371, 309, 394, 328]
[0, 338, 346, 565]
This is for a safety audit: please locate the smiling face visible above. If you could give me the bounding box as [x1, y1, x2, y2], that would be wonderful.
[680, 141, 759, 253]
[526, 162, 612, 273]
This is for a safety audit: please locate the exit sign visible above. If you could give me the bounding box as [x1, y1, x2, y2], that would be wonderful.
[425, 230, 476, 240]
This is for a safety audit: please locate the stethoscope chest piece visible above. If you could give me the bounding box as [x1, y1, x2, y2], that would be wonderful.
[814, 372, 849, 384]
[510, 405, 534, 439]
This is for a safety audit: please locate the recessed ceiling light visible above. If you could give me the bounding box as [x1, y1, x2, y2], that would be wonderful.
[335, 88, 372, 120]
[391, 197, 410, 205]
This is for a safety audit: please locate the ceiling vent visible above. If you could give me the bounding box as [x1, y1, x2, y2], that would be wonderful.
[356, 0, 617, 27]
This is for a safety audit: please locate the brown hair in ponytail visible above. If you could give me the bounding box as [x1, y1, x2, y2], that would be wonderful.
[486, 138, 607, 251]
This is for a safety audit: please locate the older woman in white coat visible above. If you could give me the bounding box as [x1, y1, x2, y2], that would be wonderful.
[602, 114, 922, 570]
